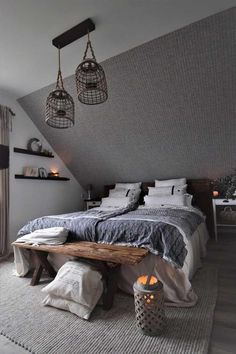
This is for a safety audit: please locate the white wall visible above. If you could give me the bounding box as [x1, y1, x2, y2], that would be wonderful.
[0, 90, 85, 243]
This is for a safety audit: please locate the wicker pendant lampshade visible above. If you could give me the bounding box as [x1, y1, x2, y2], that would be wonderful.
[46, 48, 74, 128]
[75, 32, 108, 105]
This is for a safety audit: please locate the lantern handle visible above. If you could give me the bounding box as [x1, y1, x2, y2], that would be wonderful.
[56, 47, 65, 90]
[83, 30, 96, 60]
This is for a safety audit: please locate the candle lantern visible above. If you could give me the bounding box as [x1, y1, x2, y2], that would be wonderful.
[213, 191, 219, 198]
[133, 275, 166, 336]
[48, 171, 60, 178]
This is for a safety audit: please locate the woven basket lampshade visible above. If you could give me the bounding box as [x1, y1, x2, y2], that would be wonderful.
[133, 275, 166, 336]
[46, 49, 74, 129]
[75, 32, 108, 105]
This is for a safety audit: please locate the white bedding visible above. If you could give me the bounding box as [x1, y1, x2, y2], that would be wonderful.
[47, 221, 208, 307]
[119, 222, 208, 307]
[13, 205, 209, 307]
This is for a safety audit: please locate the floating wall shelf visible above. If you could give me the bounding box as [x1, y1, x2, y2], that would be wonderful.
[14, 147, 54, 158]
[15, 175, 70, 181]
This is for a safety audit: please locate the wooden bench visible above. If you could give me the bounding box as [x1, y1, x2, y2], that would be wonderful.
[12, 241, 148, 310]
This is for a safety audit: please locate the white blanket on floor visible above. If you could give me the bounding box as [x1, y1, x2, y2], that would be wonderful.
[13, 227, 68, 277]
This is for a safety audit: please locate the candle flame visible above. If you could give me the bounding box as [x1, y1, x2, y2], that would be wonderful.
[137, 275, 158, 285]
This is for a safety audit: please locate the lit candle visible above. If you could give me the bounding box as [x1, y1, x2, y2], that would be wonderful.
[213, 191, 219, 198]
[49, 170, 59, 177]
[137, 275, 158, 286]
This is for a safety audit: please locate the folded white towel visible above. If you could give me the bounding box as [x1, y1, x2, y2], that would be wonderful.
[15, 227, 68, 245]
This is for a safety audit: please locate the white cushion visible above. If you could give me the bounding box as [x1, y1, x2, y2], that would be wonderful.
[144, 194, 188, 207]
[109, 188, 141, 203]
[100, 197, 133, 208]
[148, 184, 187, 196]
[155, 178, 186, 187]
[42, 294, 93, 320]
[115, 182, 141, 189]
[42, 261, 103, 317]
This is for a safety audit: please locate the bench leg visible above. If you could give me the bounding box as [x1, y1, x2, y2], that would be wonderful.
[30, 250, 56, 286]
[102, 263, 120, 311]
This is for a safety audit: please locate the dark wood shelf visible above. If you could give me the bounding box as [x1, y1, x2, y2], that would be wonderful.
[14, 147, 54, 158]
[15, 175, 70, 181]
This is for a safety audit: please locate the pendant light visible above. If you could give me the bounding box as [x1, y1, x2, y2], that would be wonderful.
[46, 48, 74, 128]
[75, 31, 108, 105]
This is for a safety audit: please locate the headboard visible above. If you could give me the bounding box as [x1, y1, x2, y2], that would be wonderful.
[104, 179, 214, 237]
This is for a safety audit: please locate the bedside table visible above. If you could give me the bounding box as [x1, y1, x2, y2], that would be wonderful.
[84, 199, 101, 210]
[212, 198, 236, 241]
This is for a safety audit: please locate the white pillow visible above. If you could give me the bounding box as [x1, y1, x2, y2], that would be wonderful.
[155, 178, 186, 187]
[42, 261, 103, 309]
[115, 182, 141, 189]
[109, 189, 129, 197]
[148, 184, 187, 196]
[144, 195, 187, 207]
[42, 294, 94, 320]
[109, 188, 141, 203]
[100, 197, 132, 208]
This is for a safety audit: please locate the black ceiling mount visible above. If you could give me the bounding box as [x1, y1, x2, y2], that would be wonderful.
[52, 18, 95, 49]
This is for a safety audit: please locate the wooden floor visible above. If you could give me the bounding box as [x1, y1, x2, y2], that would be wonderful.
[1, 231, 236, 354]
[207, 230, 236, 354]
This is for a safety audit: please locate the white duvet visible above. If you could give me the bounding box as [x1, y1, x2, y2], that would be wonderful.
[13, 209, 209, 307]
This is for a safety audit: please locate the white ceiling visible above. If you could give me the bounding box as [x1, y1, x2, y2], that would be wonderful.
[0, 0, 236, 98]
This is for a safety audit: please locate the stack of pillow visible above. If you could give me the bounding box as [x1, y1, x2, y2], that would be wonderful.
[144, 178, 193, 207]
[100, 182, 142, 208]
[42, 261, 103, 320]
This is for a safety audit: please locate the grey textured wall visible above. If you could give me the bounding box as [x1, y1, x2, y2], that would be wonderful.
[19, 8, 236, 194]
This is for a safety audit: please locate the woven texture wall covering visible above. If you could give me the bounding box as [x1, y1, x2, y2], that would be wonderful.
[18, 8, 236, 193]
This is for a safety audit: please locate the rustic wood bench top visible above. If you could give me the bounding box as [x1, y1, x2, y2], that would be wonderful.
[12, 241, 149, 265]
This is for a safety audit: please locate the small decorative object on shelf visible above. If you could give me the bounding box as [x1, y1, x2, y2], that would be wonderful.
[23, 166, 39, 177]
[27, 138, 42, 153]
[133, 275, 166, 336]
[42, 149, 53, 157]
[38, 167, 48, 178]
[48, 171, 60, 177]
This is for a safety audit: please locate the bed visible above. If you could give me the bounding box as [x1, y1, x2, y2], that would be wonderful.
[103, 179, 212, 307]
[15, 179, 212, 307]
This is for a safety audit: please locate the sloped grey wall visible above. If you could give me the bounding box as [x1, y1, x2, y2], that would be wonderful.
[18, 8, 236, 194]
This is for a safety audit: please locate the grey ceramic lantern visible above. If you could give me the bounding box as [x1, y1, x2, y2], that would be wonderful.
[133, 275, 166, 336]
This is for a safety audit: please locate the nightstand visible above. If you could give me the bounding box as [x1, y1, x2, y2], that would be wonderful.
[212, 198, 236, 241]
[84, 199, 101, 210]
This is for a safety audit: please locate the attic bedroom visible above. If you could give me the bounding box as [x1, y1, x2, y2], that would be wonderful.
[0, 1, 236, 353]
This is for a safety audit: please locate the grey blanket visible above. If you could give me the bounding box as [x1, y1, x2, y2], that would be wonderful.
[17, 206, 204, 268]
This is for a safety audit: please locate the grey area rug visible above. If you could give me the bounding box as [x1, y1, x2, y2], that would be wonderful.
[0, 261, 217, 354]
